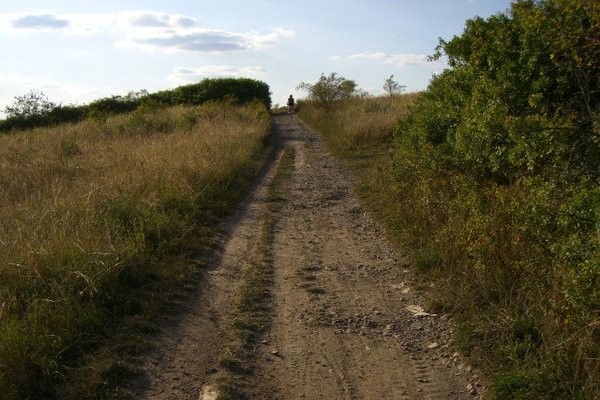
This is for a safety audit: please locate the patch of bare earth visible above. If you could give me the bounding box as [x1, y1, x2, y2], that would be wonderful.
[129, 115, 483, 399]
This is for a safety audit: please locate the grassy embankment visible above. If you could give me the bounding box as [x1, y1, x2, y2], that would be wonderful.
[299, 93, 599, 399]
[0, 100, 272, 399]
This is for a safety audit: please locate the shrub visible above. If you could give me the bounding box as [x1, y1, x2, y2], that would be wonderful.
[297, 73, 358, 111]
[1, 78, 271, 133]
[390, 1, 600, 397]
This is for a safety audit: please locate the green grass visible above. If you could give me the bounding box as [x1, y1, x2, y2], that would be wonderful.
[0, 101, 272, 399]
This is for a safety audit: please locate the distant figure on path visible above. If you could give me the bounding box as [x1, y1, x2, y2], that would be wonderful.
[287, 95, 295, 115]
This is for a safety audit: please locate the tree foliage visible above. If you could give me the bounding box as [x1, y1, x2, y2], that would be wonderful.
[393, 1, 600, 397]
[297, 73, 357, 111]
[383, 75, 406, 97]
[5, 90, 56, 118]
[425, 0, 600, 182]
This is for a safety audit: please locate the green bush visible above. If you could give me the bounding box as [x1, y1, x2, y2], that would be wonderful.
[1, 78, 271, 133]
[300, 1, 599, 398]
[297, 73, 358, 111]
[390, 1, 600, 397]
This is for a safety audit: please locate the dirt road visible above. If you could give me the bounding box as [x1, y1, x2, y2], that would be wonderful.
[130, 115, 482, 399]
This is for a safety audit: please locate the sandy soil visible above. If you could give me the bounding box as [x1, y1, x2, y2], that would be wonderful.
[129, 115, 483, 399]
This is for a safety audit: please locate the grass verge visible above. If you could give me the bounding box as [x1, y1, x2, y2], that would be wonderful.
[0, 100, 272, 399]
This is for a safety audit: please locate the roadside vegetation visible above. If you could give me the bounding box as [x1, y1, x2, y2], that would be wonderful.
[298, 1, 599, 398]
[0, 97, 272, 399]
[0, 77, 271, 133]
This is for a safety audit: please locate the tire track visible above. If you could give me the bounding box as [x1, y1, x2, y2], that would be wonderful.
[250, 115, 481, 399]
[129, 124, 286, 400]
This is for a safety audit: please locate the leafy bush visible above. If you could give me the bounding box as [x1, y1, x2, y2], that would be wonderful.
[4, 90, 56, 118]
[297, 73, 358, 111]
[299, 1, 599, 398]
[390, 1, 600, 397]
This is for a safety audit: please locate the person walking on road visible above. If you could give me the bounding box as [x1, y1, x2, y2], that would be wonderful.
[287, 95, 295, 115]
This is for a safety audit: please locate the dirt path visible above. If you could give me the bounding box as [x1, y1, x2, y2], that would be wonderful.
[130, 115, 482, 399]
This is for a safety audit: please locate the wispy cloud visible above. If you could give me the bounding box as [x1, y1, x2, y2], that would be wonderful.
[0, 10, 295, 52]
[0, 12, 115, 35]
[168, 65, 267, 82]
[119, 11, 199, 29]
[117, 11, 295, 53]
[330, 51, 440, 67]
[0, 70, 116, 111]
[11, 13, 70, 30]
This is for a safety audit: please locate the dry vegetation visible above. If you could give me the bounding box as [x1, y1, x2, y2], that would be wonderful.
[0, 100, 271, 399]
[298, 94, 418, 154]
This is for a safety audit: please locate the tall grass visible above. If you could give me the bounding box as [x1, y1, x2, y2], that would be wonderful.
[298, 95, 418, 156]
[299, 96, 600, 399]
[0, 100, 271, 399]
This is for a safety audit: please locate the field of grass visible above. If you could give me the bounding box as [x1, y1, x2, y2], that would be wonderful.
[0, 100, 272, 399]
[299, 94, 600, 399]
[298, 94, 418, 156]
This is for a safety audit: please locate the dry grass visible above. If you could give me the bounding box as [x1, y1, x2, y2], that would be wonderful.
[298, 94, 418, 155]
[0, 101, 271, 399]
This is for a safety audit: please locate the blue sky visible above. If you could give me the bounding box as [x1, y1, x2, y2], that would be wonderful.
[0, 1, 513, 115]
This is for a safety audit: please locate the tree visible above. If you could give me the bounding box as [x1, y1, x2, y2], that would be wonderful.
[383, 75, 406, 97]
[124, 89, 149, 102]
[5, 90, 56, 118]
[297, 73, 357, 111]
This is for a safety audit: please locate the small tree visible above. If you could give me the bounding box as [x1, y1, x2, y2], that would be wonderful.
[124, 89, 149, 102]
[383, 75, 406, 97]
[297, 73, 357, 111]
[5, 90, 56, 118]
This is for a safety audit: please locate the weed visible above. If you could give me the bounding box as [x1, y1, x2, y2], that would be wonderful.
[303, 265, 321, 272]
[491, 372, 532, 398]
[295, 267, 319, 283]
[57, 138, 82, 159]
[306, 287, 326, 295]
[218, 358, 248, 374]
[412, 249, 443, 273]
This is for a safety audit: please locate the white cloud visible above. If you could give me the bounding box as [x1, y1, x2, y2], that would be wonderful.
[0, 12, 116, 35]
[330, 51, 442, 68]
[10, 13, 70, 30]
[168, 66, 267, 82]
[118, 11, 198, 30]
[0, 10, 295, 52]
[117, 13, 295, 53]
